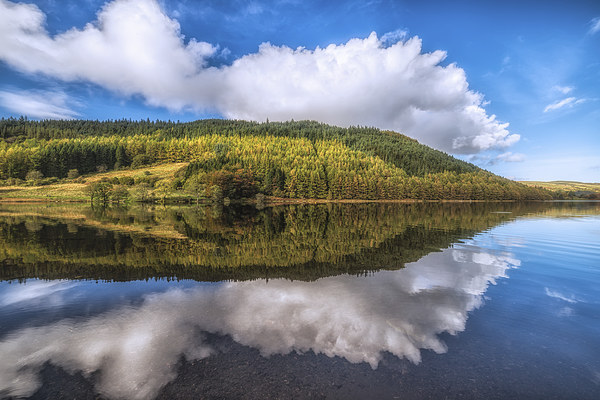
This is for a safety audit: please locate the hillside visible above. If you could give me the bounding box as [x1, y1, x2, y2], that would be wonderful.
[0, 118, 554, 201]
[519, 180, 600, 199]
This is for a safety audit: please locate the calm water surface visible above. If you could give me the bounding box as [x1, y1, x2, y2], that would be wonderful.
[0, 202, 598, 399]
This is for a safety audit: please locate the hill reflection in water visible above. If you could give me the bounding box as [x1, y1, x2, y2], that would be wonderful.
[0, 202, 552, 282]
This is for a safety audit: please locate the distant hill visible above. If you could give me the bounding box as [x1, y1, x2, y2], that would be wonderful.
[519, 181, 600, 199]
[0, 118, 554, 201]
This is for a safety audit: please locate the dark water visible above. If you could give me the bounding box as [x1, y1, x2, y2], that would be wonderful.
[0, 202, 598, 399]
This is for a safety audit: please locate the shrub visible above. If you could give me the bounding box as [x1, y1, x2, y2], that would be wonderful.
[133, 183, 153, 203]
[111, 185, 129, 204]
[87, 182, 113, 205]
[131, 154, 152, 169]
[208, 185, 223, 203]
[25, 170, 43, 182]
[41, 177, 59, 185]
[204, 169, 257, 199]
[120, 176, 135, 186]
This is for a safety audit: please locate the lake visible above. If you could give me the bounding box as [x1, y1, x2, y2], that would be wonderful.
[0, 201, 598, 399]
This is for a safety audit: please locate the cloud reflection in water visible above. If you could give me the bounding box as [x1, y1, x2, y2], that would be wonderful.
[0, 280, 76, 308]
[0, 246, 519, 399]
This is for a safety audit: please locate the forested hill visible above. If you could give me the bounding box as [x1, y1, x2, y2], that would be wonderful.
[0, 118, 476, 176]
[0, 117, 553, 200]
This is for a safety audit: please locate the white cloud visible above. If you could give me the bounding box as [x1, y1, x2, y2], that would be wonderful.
[495, 151, 526, 163]
[0, 0, 218, 110]
[544, 97, 576, 112]
[0, 246, 517, 399]
[0, 0, 519, 153]
[590, 17, 600, 35]
[553, 85, 573, 94]
[543, 97, 585, 112]
[0, 89, 79, 119]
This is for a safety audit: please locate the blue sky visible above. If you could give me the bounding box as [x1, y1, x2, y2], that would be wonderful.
[0, 0, 598, 181]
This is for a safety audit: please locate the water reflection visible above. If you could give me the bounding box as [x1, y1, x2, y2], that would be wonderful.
[0, 244, 519, 399]
[1, 202, 598, 399]
[0, 202, 550, 282]
[0, 280, 75, 308]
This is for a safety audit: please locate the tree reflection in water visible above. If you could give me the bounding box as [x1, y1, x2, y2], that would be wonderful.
[0, 202, 542, 282]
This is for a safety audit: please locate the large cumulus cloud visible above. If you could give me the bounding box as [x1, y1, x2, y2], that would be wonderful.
[0, 0, 519, 153]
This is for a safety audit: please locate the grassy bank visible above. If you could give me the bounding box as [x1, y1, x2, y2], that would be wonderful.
[519, 180, 600, 192]
[0, 163, 187, 202]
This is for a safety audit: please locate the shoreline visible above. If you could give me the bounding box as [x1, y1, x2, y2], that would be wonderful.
[0, 196, 561, 206]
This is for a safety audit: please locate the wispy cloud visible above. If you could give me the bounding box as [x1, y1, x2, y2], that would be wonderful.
[381, 29, 408, 46]
[468, 151, 526, 166]
[589, 17, 600, 35]
[0, 89, 79, 119]
[498, 55, 511, 74]
[543, 97, 585, 113]
[553, 85, 573, 94]
[0, 0, 519, 154]
[495, 152, 526, 163]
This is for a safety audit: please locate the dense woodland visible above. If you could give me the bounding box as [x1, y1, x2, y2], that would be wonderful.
[0, 117, 555, 200]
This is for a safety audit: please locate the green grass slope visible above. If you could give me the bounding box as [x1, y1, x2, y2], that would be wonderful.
[519, 180, 600, 199]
